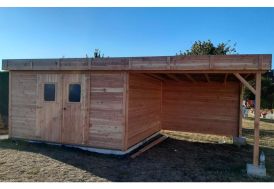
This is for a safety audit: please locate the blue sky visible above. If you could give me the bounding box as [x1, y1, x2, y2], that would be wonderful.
[0, 7, 274, 69]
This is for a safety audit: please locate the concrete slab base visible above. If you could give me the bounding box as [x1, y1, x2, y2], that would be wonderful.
[233, 136, 247, 146]
[28, 131, 161, 156]
[247, 163, 266, 177]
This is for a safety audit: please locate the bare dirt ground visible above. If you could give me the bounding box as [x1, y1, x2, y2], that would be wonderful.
[0, 119, 273, 182]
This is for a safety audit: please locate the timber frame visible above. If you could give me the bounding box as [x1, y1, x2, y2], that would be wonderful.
[2, 54, 272, 169]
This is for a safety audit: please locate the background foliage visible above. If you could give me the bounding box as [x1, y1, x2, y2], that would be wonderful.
[0, 71, 9, 127]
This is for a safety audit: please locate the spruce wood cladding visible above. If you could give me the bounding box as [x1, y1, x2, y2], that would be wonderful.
[127, 74, 162, 148]
[162, 81, 240, 136]
[3, 55, 272, 152]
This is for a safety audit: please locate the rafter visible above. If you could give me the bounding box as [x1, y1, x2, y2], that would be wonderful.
[233, 73, 256, 95]
[146, 73, 166, 81]
[204, 74, 210, 83]
[244, 73, 251, 79]
[224, 73, 228, 85]
[184, 74, 196, 83]
[166, 74, 180, 81]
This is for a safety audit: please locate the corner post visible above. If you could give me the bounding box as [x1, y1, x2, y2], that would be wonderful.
[253, 72, 261, 166]
[238, 84, 243, 137]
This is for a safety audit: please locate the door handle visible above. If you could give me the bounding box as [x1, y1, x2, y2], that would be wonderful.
[63, 107, 66, 110]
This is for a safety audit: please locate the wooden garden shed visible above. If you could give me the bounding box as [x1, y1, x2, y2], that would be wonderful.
[2, 54, 272, 168]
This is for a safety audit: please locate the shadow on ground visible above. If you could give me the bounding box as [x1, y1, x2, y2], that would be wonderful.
[0, 136, 273, 182]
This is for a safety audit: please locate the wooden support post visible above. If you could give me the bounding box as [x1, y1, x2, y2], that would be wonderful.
[8, 72, 12, 138]
[253, 72, 261, 166]
[238, 84, 244, 137]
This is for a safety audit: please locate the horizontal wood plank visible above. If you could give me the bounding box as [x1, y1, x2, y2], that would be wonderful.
[3, 55, 271, 71]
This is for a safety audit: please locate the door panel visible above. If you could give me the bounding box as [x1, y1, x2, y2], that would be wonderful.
[62, 73, 90, 145]
[36, 74, 62, 142]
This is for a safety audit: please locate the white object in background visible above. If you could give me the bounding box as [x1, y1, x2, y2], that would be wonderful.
[260, 151, 265, 169]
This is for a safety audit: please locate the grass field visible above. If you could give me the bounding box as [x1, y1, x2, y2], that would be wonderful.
[0, 118, 273, 182]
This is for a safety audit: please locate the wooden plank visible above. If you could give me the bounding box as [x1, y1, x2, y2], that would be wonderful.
[205, 74, 210, 83]
[130, 135, 168, 159]
[3, 55, 271, 71]
[84, 73, 91, 144]
[166, 74, 180, 81]
[184, 73, 196, 83]
[127, 73, 162, 148]
[224, 73, 228, 86]
[162, 81, 240, 136]
[233, 73, 256, 95]
[143, 73, 162, 81]
[238, 84, 243, 136]
[89, 72, 125, 150]
[244, 73, 251, 79]
[253, 72, 261, 166]
[8, 72, 12, 138]
[123, 72, 129, 150]
[36, 73, 62, 143]
[62, 73, 89, 145]
[147, 73, 166, 81]
[10, 72, 38, 140]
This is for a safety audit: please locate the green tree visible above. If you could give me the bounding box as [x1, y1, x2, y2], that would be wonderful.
[244, 73, 274, 109]
[178, 40, 237, 55]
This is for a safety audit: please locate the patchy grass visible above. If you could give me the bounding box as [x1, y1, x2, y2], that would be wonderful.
[0, 118, 273, 182]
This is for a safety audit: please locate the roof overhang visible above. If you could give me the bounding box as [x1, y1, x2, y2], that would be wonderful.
[2, 54, 272, 72]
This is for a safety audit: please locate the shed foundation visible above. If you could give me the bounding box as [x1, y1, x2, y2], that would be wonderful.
[246, 163, 266, 177]
[233, 136, 247, 146]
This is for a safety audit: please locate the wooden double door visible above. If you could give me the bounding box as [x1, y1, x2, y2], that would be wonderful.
[36, 73, 90, 145]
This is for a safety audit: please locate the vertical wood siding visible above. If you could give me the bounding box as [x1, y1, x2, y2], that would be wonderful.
[36, 73, 62, 143]
[62, 73, 90, 145]
[126, 74, 162, 149]
[162, 81, 240, 136]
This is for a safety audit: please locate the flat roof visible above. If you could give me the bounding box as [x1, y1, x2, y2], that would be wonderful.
[2, 54, 272, 72]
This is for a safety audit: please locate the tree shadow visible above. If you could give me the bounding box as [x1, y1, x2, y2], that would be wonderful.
[1, 136, 273, 182]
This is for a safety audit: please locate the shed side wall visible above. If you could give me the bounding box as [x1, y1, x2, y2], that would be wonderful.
[10, 71, 39, 139]
[162, 81, 240, 136]
[88, 72, 126, 150]
[126, 74, 162, 149]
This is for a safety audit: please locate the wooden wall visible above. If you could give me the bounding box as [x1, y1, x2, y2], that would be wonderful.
[88, 72, 126, 150]
[9, 71, 241, 151]
[9, 71, 127, 150]
[126, 74, 162, 149]
[10, 72, 38, 139]
[162, 81, 240, 136]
